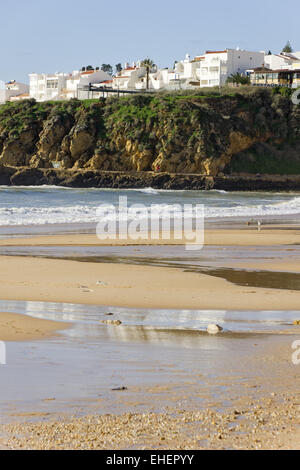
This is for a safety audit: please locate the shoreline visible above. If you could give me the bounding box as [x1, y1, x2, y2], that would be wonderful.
[0, 311, 69, 342]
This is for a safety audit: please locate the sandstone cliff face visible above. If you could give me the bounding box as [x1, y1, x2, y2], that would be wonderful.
[1, 128, 39, 166]
[0, 88, 299, 176]
[34, 114, 74, 166]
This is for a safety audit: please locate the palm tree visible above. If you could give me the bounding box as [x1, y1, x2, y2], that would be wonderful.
[140, 58, 156, 90]
[227, 72, 250, 85]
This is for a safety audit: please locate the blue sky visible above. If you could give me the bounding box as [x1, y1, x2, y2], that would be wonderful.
[1, 0, 299, 83]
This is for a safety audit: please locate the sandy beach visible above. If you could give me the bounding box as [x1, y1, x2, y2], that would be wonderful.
[0, 312, 69, 342]
[0, 224, 300, 450]
[0, 254, 300, 310]
[0, 226, 299, 247]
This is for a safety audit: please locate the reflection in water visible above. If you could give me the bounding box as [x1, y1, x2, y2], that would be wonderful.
[0, 300, 299, 340]
[100, 325, 232, 349]
[0, 298, 299, 419]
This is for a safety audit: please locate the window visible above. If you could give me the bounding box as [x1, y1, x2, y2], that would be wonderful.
[47, 80, 58, 89]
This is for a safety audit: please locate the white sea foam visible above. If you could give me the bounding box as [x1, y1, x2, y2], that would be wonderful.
[206, 196, 300, 218]
[133, 187, 160, 195]
[0, 194, 300, 226]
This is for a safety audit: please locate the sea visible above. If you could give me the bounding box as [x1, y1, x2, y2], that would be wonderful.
[0, 186, 300, 231]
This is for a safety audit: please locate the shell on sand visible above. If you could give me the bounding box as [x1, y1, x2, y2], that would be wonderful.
[207, 324, 223, 335]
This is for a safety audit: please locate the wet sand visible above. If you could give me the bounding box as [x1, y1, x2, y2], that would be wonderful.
[0, 255, 300, 310]
[1, 334, 299, 450]
[0, 225, 300, 449]
[0, 226, 299, 247]
[0, 312, 69, 342]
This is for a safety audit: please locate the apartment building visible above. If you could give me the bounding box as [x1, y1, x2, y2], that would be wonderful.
[29, 72, 69, 101]
[29, 69, 111, 101]
[195, 49, 264, 87]
[0, 80, 29, 103]
[160, 49, 265, 89]
[112, 62, 150, 90]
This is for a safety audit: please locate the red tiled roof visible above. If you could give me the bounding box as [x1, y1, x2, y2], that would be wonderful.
[10, 93, 29, 101]
[205, 50, 227, 54]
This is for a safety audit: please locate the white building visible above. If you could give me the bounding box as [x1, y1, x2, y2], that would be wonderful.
[64, 69, 113, 99]
[249, 50, 300, 89]
[112, 62, 157, 91]
[179, 49, 265, 88]
[10, 92, 30, 102]
[264, 53, 296, 70]
[147, 49, 265, 91]
[150, 68, 183, 90]
[169, 54, 204, 88]
[29, 69, 112, 101]
[29, 72, 69, 101]
[0, 81, 5, 104]
[0, 80, 29, 103]
[5, 80, 29, 101]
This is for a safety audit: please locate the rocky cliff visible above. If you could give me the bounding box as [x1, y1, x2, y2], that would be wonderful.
[0, 87, 299, 178]
[2, 165, 300, 191]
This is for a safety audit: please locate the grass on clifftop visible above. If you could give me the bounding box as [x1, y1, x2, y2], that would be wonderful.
[0, 87, 299, 175]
